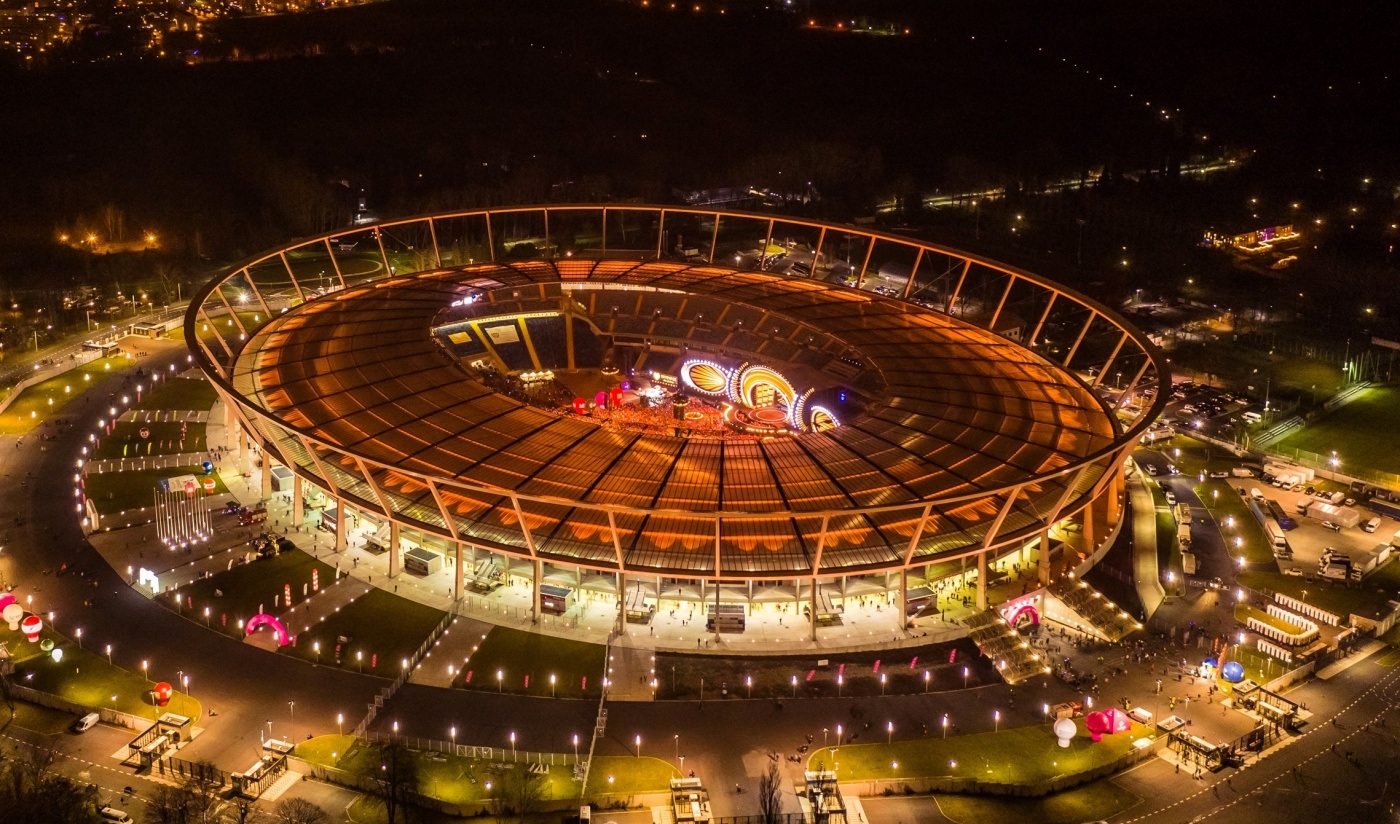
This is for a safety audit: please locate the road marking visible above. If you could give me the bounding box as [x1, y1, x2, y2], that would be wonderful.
[1373, 647, 1400, 668]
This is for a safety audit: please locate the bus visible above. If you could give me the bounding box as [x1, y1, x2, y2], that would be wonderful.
[1265, 499, 1296, 530]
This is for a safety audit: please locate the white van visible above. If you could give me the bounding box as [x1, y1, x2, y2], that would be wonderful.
[1242, 411, 1263, 424]
[73, 712, 99, 733]
[1363, 517, 1381, 533]
[1249, 488, 1265, 501]
[99, 807, 132, 823]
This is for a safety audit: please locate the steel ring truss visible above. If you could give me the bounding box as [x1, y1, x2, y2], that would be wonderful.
[187, 205, 1169, 582]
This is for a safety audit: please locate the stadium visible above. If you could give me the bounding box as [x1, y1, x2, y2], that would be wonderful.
[187, 205, 1167, 649]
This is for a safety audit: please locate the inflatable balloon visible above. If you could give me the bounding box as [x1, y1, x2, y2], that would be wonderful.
[1222, 661, 1246, 683]
[21, 614, 42, 642]
[1053, 717, 1076, 748]
[3, 602, 24, 631]
[1085, 711, 1110, 742]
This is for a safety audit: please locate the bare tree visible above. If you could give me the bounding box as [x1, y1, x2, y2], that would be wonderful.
[510, 767, 548, 820]
[273, 797, 330, 824]
[145, 783, 194, 824]
[357, 738, 420, 824]
[229, 797, 265, 824]
[757, 760, 784, 824]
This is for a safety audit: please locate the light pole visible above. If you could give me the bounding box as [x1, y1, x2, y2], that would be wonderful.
[634, 734, 642, 758]
[550, 673, 557, 698]
[746, 675, 752, 698]
[886, 721, 893, 745]
[822, 727, 828, 748]
[510, 731, 517, 759]
[791, 675, 798, 698]
[923, 670, 930, 693]
[497, 669, 504, 693]
[337, 713, 344, 737]
[450, 726, 456, 751]
[941, 714, 948, 738]
[837, 674, 843, 698]
[289, 701, 295, 742]
[674, 734, 680, 765]
[356, 651, 363, 673]
[880, 673, 887, 696]
[75, 628, 82, 649]
[572, 734, 579, 762]
[994, 710, 1001, 733]
[962, 667, 969, 689]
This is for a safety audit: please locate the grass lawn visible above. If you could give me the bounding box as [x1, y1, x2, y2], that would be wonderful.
[1226, 644, 1292, 685]
[656, 637, 994, 701]
[93, 420, 208, 459]
[0, 355, 129, 434]
[3, 626, 200, 721]
[85, 466, 228, 515]
[453, 627, 606, 699]
[1276, 386, 1400, 477]
[806, 720, 1149, 786]
[283, 588, 445, 675]
[294, 735, 671, 807]
[934, 778, 1141, 824]
[163, 549, 338, 639]
[133, 376, 220, 411]
[1150, 483, 1180, 577]
[1195, 480, 1276, 566]
[1236, 570, 1395, 621]
[1234, 604, 1305, 636]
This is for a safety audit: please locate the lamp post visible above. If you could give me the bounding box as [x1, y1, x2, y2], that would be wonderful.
[450, 726, 456, 751]
[746, 675, 752, 698]
[509, 731, 517, 759]
[923, 670, 930, 693]
[289, 701, 295, 743]
[635, 734, 642, 758]
[791, 675, 798, 698]
[572, 734, 579, 762]
[550, 673, 557, 698]
[497, 670, 504, 693]
[337, 713, 344, 737]
[994, 710, 1001, 733]
[962, 666, 969, 689]
[75, 628, 82, 649]
[837, 674, 843, 698]
[674, 734, 680, 765]
[880, 673, 887, 696]
[941, 714, 949, 738]
[886, 721, 893, 745]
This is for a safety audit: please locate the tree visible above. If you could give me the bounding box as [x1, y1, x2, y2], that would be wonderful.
[757, 759, 784, 824]
[509, 767, 548, 820]
[228, 797, 265, 824]
[0, 739, 98, 824]
[273, 797, 330, 824]
[357, 739, 420, 824]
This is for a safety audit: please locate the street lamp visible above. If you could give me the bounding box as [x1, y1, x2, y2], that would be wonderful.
[674, 733, 680, 765]
[634, 734, 642, 758]
[886, 721, 893, 745]
[941, 714, 948, 738]
[550, 673, 557, 698]
[497, 669, 504, 693]
[746, 675, 752, 698]
[994, 710, 1001, 733]
[337, 713, 344, 737]
[791, 675, 798, 698]
[572, 733, 579, 761]
[450, 726, 456, 749]
[510, 731, 517, 758]
[289, 701, 295, 742]
[880, 673, 887, 695]
[75, 628, 82, 649]
[923, 670, 930, 693]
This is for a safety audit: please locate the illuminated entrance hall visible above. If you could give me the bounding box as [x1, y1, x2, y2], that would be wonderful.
[190, 205, 1165, 654]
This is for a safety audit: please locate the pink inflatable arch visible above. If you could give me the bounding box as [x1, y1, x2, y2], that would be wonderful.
[245, 613, 291, 647]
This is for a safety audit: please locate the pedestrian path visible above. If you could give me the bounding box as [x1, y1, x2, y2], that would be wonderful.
[407, 615, 494, 688]
[277, 575, 372, 637]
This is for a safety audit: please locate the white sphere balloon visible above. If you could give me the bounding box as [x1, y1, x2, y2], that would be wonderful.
[2, 602, 22, 631]
[1053, 717, 1077, 748]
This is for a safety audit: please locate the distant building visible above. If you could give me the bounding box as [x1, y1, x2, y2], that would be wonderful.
[1202, 223, 1299, 254]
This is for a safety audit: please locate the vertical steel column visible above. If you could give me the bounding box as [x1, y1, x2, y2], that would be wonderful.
[1029, 291, 1058, 350]
[902, 247, 925, 300]
[427, 217, 443, 269]
[1062, 310, 1097, 368]
[947, 259, 972, 315]
[707, 213, 721, 264]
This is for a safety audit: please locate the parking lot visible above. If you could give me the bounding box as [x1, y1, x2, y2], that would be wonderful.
[1234, 476, 1398, 579]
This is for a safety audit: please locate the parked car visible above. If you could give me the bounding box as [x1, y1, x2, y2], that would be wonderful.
[1322, 521, 1342, 532]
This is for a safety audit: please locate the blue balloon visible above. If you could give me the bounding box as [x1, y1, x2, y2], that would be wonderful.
[1222, 661, 1245, 683]
[202, 461, 214, 474]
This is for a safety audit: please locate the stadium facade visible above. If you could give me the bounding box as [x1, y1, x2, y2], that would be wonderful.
[188, 206, 1167, 638]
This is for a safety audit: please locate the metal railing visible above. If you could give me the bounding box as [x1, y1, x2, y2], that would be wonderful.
[186, 205, 1169, 581]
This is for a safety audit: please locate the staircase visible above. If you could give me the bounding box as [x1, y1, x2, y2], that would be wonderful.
[965, 610, 1047, 684]
[1046, 577, 1142, 642]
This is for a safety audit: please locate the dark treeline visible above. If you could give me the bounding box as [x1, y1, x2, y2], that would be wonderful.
[0, 0, 1394, 338]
